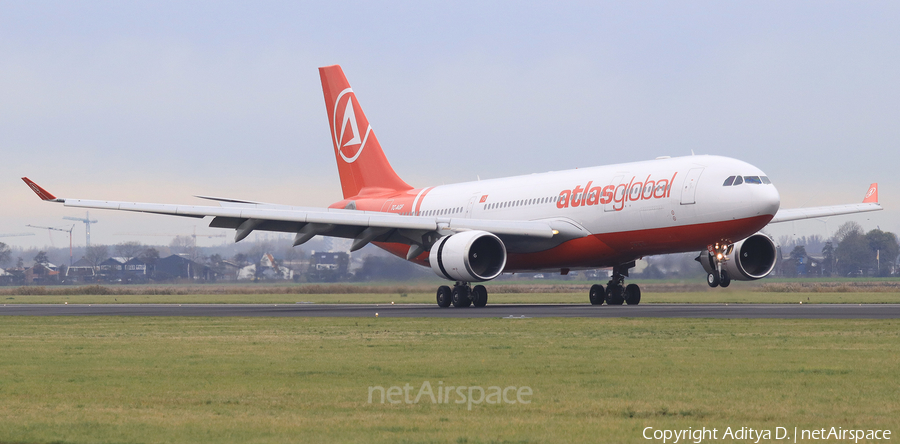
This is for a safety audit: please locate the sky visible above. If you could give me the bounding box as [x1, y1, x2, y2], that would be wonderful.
[2, 1, 898, 251]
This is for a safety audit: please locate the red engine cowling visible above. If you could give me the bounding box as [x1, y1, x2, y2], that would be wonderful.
[698, 233, 777, 281]
[429, 231, 507, 282]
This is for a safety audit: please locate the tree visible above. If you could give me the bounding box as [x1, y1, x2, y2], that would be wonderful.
[115, 241, 144, 262]
[866, 229, 899, 277]
[834, 221, 863, 244]
[789, 245, 807, 262]
[33, 251, 50, 265]
[85, 245, 109, 268]
[139, 248, 160, 265]
[788, 245, 808, 276]
[821, 241, 835, 276]
[233, 253, 249, 267]
[835, 226, 871, 276]
[0, 242, 10, 267]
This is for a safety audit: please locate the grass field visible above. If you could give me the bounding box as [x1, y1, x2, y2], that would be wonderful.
[0, 316, 898, 443]
[3, 290, 900, 305]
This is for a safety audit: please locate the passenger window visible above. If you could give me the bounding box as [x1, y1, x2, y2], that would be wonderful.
[761, 176, 771, 184]
[723, 176, 735, 186]
[744, 176, 762, 184]
[733, 176, 743, 185]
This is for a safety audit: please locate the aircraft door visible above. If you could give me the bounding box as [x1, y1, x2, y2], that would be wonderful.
[464, 195, 478, 218]
[680, 168, 704, 205]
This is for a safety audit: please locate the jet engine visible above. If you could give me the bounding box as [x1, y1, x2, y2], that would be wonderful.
[698, 233, 777, 281]
[429, 230, 507, 282]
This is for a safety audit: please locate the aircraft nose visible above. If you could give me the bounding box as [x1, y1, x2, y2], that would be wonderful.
[754, 184, 781, 217]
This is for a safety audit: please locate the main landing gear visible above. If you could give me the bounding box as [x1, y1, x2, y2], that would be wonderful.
[589, 262, 641, 306]
[704, 242, 732, 288]
[436, 282, 488, 308]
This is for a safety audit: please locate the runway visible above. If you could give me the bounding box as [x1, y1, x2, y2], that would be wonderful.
[1, 303, 899, 318]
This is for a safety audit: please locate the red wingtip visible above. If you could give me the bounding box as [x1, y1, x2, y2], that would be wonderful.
[22, 177, 57, 201]
[863, 183, 878, 204]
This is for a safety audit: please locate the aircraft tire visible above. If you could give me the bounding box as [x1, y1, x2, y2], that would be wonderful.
[436, 286, 452, 307]
[589, 284, 605, 305]
[452, 286, 471, 308]
[719, 270, 731, 288]
[605, 285, 625, 305]
[707, 272, 720, 288]
[624, 284, 641, 305]
[472, 285, 488, 307]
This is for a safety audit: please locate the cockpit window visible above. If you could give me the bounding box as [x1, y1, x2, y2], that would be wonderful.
[733, 176, 743, 185]
[744, 176, 762, 184]
[723, 176, 736, 186]
[761, 176, 771, 184]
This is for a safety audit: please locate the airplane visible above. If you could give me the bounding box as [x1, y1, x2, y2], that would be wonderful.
[22, 65, 882, 308]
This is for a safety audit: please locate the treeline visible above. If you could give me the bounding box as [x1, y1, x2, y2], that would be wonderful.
[778, 222, 898, 277]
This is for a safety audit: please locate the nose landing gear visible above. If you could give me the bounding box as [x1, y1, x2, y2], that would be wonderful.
[704, 242, 733, 288]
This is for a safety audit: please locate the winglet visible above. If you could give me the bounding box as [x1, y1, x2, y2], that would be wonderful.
[22, 177, 59, 201]
[863, 183, 878, 204]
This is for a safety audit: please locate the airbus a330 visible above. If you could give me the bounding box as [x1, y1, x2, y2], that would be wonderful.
[23, 65, 882, 307]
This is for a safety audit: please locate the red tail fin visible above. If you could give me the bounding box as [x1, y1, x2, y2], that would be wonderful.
[863, 183, 878, 203]
[319, 65, 412, 199]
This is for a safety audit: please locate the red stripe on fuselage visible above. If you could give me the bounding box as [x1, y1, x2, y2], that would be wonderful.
[376, 214, 773, 271]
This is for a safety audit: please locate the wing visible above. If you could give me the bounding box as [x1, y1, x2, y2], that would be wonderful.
[22, 178, 584, 257]
[768, 183, 882, 224]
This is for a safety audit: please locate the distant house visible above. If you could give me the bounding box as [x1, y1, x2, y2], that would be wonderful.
[24, 263, 59, 284]
[98, 257, 124, 280]
[154, 255, 213, 281]
[64, 258, 96, 283]
[308, 251, 350, 282]
[123, 257, 149, 283]
[210, 260, 240, 281]
[0, 267, 25, 286]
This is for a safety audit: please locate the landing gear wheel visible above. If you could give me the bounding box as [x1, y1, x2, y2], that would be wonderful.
[719, 270, 731, 288]
[436, 286, 452, 308]
[606, 285, 625, 305]
[451, 286, 471, 308]
[472, 285, 488, 307]
[624, 284, 641, 305]
[589, 284, 605, 305]
[707, 272, 720, 288]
